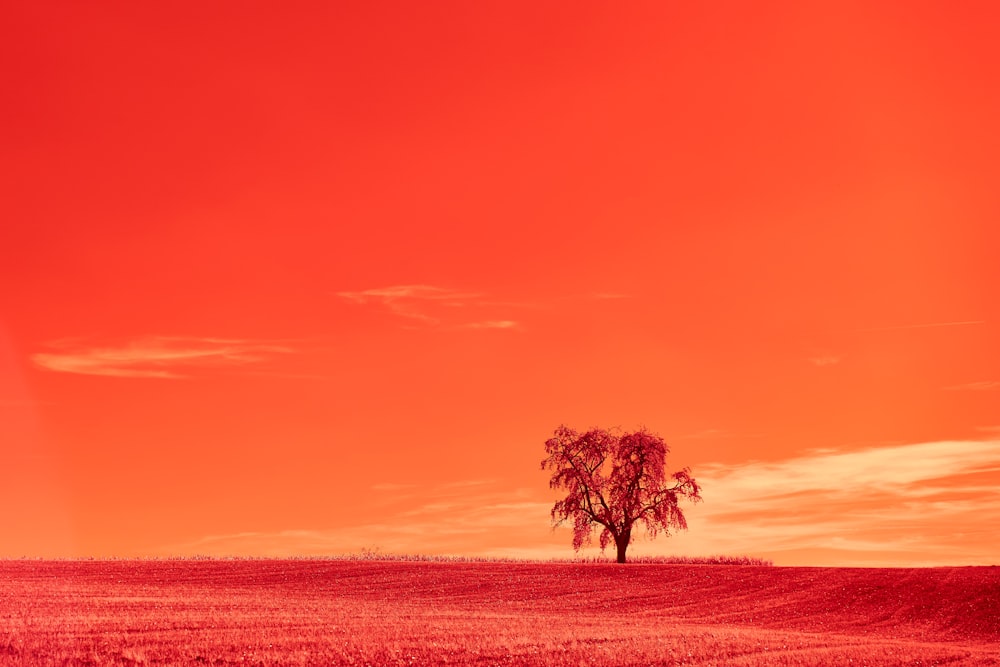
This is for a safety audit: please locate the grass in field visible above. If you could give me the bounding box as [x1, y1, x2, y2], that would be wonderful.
[1, 559, 997, 666]
[15, 553, 775, 566]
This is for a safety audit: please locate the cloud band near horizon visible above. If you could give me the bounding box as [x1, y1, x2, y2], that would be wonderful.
[153, 439, 1000, 567]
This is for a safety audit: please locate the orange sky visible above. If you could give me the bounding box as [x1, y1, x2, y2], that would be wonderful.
[2, 2, 998, 566]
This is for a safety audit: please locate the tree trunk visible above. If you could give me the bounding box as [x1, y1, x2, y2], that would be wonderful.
[615, 532, 630, 564]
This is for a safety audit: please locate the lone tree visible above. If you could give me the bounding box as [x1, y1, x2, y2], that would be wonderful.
[541, 425, 701, 563]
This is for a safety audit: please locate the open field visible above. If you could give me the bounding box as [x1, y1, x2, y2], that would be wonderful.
[1, 560, 998, 666]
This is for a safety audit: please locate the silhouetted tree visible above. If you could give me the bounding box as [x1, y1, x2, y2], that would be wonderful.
[541, 425, 701, 563]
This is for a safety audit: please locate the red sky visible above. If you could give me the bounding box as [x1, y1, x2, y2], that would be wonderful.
[2, 1, 998, 566]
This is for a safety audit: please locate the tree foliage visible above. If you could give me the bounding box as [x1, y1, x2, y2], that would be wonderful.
[541, 425, 701, 563]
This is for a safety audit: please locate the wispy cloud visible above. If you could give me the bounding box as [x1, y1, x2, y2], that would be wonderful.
[857, 320, 985, 333]
[808, 355, 842, 367]
[32, 337, 292, 379]
[944, 381, 1000, 391]
[338, 285, 482, 324]
[339, 285, 480, 302]
[464, 320, 519, 330]
[338, 284, 519, 330]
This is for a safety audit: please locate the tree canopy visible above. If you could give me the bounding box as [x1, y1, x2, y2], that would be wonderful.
[541, 425, 701, 563]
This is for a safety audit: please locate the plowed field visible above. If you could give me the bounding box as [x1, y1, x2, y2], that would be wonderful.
[1, 560, 997, 665]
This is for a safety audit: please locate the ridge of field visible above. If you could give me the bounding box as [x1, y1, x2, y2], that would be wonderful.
[2, 560, 998, 666]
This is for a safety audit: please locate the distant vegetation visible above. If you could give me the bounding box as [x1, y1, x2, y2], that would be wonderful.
[595, 554, 773, 566]
[310, 552, 774, 566]
[10, 553, 772, 566]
